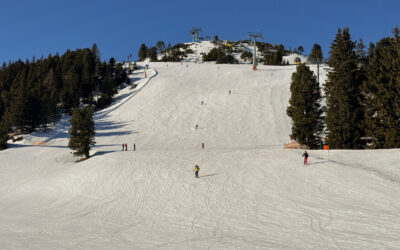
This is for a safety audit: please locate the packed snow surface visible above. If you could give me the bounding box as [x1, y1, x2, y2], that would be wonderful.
[1, 63, 400, 249]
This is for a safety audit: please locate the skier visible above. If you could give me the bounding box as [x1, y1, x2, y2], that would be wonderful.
[229, 90, 231, 95]
[302, 150, 309, 165]
[194, 165, 200, 178]
[125, 144, 128, 151]
[133, 143, 136, 151]
[195, 124, 198, 129]
[201, 142, 204, 149]
[122, 144, 124, 151]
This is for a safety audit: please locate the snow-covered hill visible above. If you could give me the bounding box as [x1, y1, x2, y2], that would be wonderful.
[1, 63, 400, 249]
[158, 40, 309, 64]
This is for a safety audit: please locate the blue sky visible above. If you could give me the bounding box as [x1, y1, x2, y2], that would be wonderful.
[0, 0, 399, 63]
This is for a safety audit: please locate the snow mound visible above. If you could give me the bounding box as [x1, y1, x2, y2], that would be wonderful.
[283, 53, 309, 64]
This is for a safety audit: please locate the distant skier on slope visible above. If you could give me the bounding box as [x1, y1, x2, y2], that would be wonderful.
[302, 150, 309, 165]
[194, 165, 200, 178]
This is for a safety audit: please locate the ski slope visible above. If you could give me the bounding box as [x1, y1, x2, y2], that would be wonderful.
[1, 63, 400, 249]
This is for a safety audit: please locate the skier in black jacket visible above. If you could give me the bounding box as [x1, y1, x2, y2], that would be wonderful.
[302, 150, 309, 165]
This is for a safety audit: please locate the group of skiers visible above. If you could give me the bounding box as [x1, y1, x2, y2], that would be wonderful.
[122, 143, 136, 151]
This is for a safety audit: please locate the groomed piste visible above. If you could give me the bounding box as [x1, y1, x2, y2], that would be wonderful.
[1, 62, 400, 249]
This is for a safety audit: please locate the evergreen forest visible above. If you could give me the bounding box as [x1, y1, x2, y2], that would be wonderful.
[0, 44, 129, 149]
[288, 26, 400, 149]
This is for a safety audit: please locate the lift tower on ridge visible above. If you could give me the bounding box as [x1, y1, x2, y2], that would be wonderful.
[248, 32, 263, 71]
[190, 27, 202, 42]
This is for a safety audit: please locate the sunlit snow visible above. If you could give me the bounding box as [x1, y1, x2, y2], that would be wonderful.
[1, 57, 399, 249]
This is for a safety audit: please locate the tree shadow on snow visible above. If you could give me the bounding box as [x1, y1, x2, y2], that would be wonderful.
[95, 120, 128, 130]
[7, 144, 34, 149]
[94, 120, 138, 137]
[95, 131, 137, 137]
[112, 92, 135, 103]
[92, 150, 117, 156]
[128, 77, 141, 82]
[8, 143, 69, 149]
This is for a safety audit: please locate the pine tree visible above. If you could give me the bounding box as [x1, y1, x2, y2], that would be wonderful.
[356, 39, 366, 61]
[68, 106, 95, 159]
[0, 118, 9, 150]
[9, 68, 29, 132]
[309, 43, 323, 63]
[216, 47, 237, 64]
[138, 43, 148, 61]
[42, 68, 61, 128]
[324, 27, 364, 149]
[91, 43, 100, 60]
[367, 42, 375, 58]
[61, 67, 80, 114]
[114, 63, 128, 86]
[296, 46, 304, 54]
[393, 25, 400, 41]
[81, 51, 96, 104]
[263, 50, 283, 65]
[203, 48, 218, 61]
[156, 41, 165, 54]
[287, 63, 323, 148]
[148, 47, 158, 62]
[273, 50, 282, 65]
[362, 27, 400, 148]
[240, 51, 253, 62]
[109, 57, 116, 72]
